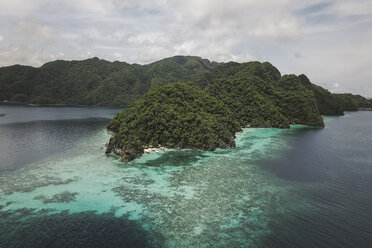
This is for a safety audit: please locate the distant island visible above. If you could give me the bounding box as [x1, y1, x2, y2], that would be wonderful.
[1, 56, 371, 161]
[0, 56, 217, 106]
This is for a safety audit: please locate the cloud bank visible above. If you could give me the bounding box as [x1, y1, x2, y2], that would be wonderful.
[0, 0, 371, 96]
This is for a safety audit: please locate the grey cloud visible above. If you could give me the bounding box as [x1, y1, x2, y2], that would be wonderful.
[294, 52, 302, 58]
[0, 0, 371, 96]
[12, 17, 58, 45]
[294, 2, 332, 15]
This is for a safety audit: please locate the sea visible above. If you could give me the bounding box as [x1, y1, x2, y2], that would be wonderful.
[0, 104, 371, 248]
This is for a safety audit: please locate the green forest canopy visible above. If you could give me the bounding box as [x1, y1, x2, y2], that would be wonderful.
[0, 56, 370, 113]
[107, 58, 369, 161]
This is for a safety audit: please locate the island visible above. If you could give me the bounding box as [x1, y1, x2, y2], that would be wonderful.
[105, 60, 371, 161]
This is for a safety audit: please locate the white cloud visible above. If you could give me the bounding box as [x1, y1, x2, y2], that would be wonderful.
[0, 0, 371, 96]
[329, 83, 345, 93]
[0, 0, 304, 65]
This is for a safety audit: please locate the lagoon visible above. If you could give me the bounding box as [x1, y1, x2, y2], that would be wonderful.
[0, 105, 371, 247]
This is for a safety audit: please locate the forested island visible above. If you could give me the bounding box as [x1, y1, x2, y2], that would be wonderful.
[1, 56, 371, 161]
[104, 58, 370, 161]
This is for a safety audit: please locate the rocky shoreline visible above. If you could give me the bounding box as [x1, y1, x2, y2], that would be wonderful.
[104, 141, 235, 162]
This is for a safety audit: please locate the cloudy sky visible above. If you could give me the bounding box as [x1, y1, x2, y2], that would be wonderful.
[0, 0, 371, 96]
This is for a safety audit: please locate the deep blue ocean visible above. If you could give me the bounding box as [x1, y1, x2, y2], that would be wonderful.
[0, 104, 371, 248]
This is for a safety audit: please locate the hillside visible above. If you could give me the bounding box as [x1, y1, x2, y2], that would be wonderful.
[197, 62, 324, 127]
[0, 55, 370, 113]
[106, 59, 372, 161]
[107, 62, 326, 161]
[106, 82, 238, 161]
[107, 80, 324, 161]
[0, 56, 217, 106]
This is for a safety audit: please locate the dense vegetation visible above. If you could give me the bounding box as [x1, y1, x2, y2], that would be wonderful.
[107, 62, 327, 161]
[197, 62, 324, 127]
[1, 55, 369, 112]
[106, 82, 239, 161]
[334, 93, 372, 111]
[0, 56, 217, 106]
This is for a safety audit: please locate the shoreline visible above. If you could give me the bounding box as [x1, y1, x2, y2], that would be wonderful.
[0, 101, 126, 108]
[144, 146, 166, 153]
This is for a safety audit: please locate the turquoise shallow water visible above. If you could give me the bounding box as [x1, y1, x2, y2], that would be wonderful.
[1, 105, 372, 247]
[0, 127, 296, 247]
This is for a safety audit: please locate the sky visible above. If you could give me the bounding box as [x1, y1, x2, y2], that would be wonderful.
[0, 0, 371, 96]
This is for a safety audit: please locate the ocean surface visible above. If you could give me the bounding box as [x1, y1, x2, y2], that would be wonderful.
[0, 104, 371, 248]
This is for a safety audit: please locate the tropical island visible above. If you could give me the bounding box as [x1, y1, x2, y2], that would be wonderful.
[1, 56, 371, 161]
[103, 58, 370, 161]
